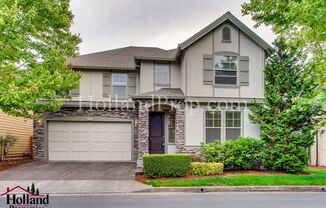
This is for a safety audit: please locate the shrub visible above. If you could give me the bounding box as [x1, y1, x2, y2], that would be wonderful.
[201, 137, 265, 170]
[200, 141, 223, 163]
[190, 154, 203, 162]
[0, 135, 18, 160]
[190, 162, 224, 176]
[143, 154, 191, 178]
[223, 137, 265, 170]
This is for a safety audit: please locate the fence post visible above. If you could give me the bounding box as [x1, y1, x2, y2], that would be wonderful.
[29, 136, 34, 160]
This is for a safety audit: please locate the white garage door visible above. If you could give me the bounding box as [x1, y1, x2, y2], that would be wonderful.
[48, 121, 132, 161]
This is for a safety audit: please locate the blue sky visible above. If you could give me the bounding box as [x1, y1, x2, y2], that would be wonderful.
[70, 0, 275, 55]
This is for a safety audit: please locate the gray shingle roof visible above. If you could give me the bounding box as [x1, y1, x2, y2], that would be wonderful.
[132, 88, 185, 99]
[69, 46, 177, 69]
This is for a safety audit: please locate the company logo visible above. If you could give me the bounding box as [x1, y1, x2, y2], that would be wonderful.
[1, 183, 50, 208]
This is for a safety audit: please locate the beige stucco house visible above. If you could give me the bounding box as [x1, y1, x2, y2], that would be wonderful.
[34, 12, 274, 166]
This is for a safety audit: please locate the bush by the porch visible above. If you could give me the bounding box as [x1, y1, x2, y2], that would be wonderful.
[201, 137, 265, 170]
[190, 162, 224, 176]
[143, 154, 191, 178]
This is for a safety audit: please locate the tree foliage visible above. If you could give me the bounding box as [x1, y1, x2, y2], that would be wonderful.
[0, 0, 81, 118]
[242, 0, 326, 115]
[249, 39, 325, 173]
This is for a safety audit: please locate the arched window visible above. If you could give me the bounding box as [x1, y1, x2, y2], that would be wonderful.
[222, 26, 231, 42]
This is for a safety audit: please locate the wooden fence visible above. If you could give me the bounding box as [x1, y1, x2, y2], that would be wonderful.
[0, 111, 33, 159]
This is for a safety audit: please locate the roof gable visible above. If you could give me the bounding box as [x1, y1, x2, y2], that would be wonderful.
[178, 12, 272, 52]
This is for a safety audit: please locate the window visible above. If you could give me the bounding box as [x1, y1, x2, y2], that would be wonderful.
[205, 111, 222, 143]
[155, 64, 170, 85]
[167, 114, 176, 143]
[222, 26, 231, 42]
[205, 111, 242, 143]
[225, 111, 241, 140]
[214, 55, 238, 85]
[112, 73, 127, 97]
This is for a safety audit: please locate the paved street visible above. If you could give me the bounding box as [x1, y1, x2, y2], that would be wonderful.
[2, 192, 324, 208]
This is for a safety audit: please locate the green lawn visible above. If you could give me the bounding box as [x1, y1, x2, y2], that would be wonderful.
[144, 169, 326, 187]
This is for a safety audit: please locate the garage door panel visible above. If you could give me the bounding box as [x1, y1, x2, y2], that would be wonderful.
[48, 121, 132, 161]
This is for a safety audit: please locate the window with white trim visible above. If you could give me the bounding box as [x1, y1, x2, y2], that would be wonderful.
[214, 55, 238, 85]
[225, 111, 241, 140]
[205, 111, 222, 143]
[155, 64, 170, 85]
[167, 113, 176, 143]
[205, 111, 242, 143]
[112, 73, 127, 98]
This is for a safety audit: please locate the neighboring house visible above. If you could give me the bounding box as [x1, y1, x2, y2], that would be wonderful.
[33, 12, 272, 166]
[0, 111, 33, 158]
[310, 127, 326, 166]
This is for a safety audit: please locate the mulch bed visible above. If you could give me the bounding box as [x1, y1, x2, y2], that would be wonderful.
[309, 165, 326, 170]
[135, 169, 289, 182]
[0, 159, 32, 172]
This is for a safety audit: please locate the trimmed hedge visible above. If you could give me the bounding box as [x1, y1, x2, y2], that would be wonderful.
[143, 154, 191, 178]
[190, 162, 224, 176]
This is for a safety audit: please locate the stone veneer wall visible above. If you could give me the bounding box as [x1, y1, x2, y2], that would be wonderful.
[34, 100, 187, 162]
[137, 102, 149, 160]
[183, 146, 201, 154]
[136, 100, 186, 161]
[33, 107, 138, 160]
[175, 102, 185, 153]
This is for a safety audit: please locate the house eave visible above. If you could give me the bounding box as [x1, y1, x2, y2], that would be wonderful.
[72, 66, 136, 70]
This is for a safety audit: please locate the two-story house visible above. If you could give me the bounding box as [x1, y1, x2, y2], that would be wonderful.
[33, 12, 272, 167]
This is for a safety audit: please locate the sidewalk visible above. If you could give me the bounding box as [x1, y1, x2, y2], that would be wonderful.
[0, 180, 153, 194]
[1, 180, 326, 194]
[142, 186, 326, 193]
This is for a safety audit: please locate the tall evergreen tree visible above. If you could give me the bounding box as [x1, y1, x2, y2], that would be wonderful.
[250, 38, 325, 173]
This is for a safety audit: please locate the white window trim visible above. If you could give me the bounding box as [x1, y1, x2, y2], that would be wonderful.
[214, 55, 239, 86]
[112, 73, 128, 98]
[166, 112, 176, 144]
[204, 110, 222, 143]
[204, 110, 243, 143]
[154, 63, 170, 86]
[224, 110, 242, 141]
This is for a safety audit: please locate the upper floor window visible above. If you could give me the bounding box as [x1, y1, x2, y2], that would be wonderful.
[214, 55, 238, 85]
[112, 73, 127, 98]
[222, 26, 231, 42]
[155, 64, 170, 85]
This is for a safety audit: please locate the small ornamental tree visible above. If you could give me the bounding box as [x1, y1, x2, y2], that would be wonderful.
[250, 39, 325, 173]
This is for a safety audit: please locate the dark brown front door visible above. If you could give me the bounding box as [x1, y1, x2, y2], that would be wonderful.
[149, 112, 165, 154]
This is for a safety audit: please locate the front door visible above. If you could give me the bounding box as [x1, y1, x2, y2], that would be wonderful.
[149, 112, 165, 154]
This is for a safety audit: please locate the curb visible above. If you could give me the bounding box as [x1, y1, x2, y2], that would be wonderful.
[138, 186, 326, 193]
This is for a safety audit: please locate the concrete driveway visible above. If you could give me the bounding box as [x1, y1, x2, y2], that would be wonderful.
[0, 161, 153, 193]
[0, 161, 135, 180]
